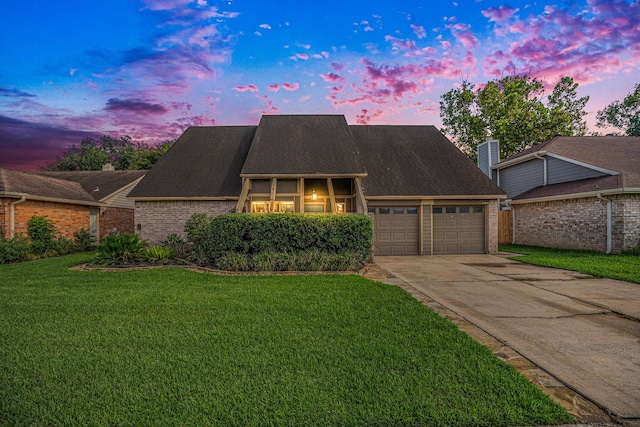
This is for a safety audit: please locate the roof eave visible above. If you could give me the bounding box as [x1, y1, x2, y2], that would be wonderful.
[129, 196, 240, 201]
[506, 187, 640, 205]
[492, 151, 547, 170]
[365, 194, 506, 200]
[0, 192, 103, 207]
[240, 173, 368, 179]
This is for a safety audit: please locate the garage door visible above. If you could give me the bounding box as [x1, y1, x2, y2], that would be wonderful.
[371, 207, 419, 255]
[433, 206, 485, 254]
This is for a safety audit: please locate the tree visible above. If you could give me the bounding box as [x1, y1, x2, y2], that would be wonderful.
[43, 136, 173, 171]
[440, 75, 589, 161]
[596, 83, 640, 136]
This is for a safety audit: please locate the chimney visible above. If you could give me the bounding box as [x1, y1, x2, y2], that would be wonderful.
[102, 162, 115, 171]
[477, 138, 499, 178]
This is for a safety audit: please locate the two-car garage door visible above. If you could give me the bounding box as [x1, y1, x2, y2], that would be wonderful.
[372, 205, 485, 255]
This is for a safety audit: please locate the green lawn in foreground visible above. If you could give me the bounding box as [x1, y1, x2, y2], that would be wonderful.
[0, 254, 572, 426]
[500, 244, 640, 284]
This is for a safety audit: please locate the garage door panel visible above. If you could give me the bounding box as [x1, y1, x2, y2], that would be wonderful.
[433, 206, 485, 255]
[373, 206, 419, 256]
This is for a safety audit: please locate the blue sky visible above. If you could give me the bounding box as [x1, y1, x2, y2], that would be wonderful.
[1, 0, 639, 170]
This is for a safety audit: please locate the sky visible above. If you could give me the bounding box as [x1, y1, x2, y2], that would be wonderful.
[1, 0, 639, 171]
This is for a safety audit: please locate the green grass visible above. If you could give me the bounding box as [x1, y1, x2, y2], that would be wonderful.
[0, 254, 572, 426]
[500, 244, 640, 284]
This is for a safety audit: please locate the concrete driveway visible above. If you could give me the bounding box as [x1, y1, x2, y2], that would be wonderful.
[374, 255, 640, 422]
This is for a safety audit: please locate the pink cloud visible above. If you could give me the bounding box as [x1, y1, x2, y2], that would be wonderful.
[410, 24, 427, 39]
[447, 23, 479, 49]
[296, 53, 309, 60]
[235, 85, 259, 92]
[481, 6, 519, 23]
[267, 84, 280, 92]
[298, 95, 310, 102]
[282, 82, 299, 91]
[320, 72, 345, 83]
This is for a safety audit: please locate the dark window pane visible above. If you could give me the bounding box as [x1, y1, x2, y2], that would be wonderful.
[473, 206, 483, 213]
[407, 208, 418, 214]
[379, 208, 390, 214]
[459, 206, 470, 213]
[432, 207, 443, 214]
[446, 207, 456, 214]
[368, 207, 375, 214]
[393, 208, 404, 214]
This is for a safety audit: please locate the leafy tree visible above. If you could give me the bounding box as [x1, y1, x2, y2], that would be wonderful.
[596, 83, 640, 136]
[43, 136, 173, 171]
[440, 75, 589, 161]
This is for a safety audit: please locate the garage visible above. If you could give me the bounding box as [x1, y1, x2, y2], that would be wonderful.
[432, 206, 485, 254]
[371, 206, 419, 255]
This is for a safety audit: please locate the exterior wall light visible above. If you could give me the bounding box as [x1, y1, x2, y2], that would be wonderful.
[311, 191, 317, 201]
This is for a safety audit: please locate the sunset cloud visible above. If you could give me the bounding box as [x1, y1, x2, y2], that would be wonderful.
[105, 98, 169, 115]
[235, 85, 259, 92]
[282, 82, 299, 91]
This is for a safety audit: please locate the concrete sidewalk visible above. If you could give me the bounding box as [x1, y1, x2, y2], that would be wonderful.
[373, 255, 640, 425]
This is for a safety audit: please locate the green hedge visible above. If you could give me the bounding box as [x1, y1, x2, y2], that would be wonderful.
[185, 213, 373, 265]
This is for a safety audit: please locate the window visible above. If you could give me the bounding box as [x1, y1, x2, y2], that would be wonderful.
[336, 203, 345, 213]
[368, 207, 376, 214]
[251, 202, 269, 213]
[446, 207, 456, 214]
[379, 208, 390, 214]
[304, 203, 324, 213]
[473, 206, 483, 213]
[393, 208, 404, 214]
[275, 201, 294, 213]
[432, 207, 443, 214]
[407, 208, 418, 214]
[459, 206, 470, 214]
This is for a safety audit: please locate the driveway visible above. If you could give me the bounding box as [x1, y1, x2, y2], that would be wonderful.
[374, 255, 640, 422]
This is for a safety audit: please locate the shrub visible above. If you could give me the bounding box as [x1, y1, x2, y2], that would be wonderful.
[94, 232, 147, 265]
[145, 245, 176, 262]
[27, 215, 57, 255]
[251, 251, 278, 271]
[216, 252, 250, 271]
[185, 213, 373, 265]
[0, 235, 31, 264]
[161, 234, 187, 258]
[73, 228, 95, 252]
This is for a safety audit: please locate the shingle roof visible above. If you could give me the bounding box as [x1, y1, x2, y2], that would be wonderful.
[0, 168, 98, 203]
[351, 125, 505, 196]
[33, 170, 145, 201]
[130, 116, 505, 199]
[512, 175, 621, 201]
[128, 126, 256, 198]
[241, 115, 367, 176]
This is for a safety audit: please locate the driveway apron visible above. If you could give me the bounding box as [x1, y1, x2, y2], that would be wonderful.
[374, 255, 640, 421]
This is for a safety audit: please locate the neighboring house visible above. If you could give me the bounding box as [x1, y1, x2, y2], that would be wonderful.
[128, 115, 505, 255]
[478, 136, 640, 253]
[0, 167, 146, 240]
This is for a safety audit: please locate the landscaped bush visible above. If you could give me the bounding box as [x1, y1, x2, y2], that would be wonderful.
[185, 213, 373, 268]
[0, 235, 31, 264]
[214, 250, 363, 272]
[73, 228, 95, 252]
[94, 232, 147, 265]
[145, 245, 176, 262]
[161, 233, 188, 258]
[27, 215, 57, 255]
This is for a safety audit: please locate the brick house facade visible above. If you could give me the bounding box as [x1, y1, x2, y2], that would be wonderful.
[0, 168, 145, 241]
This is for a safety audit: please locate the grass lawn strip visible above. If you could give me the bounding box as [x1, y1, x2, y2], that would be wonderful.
[500, 244, 640, 284]
[1, 254, 572, 426]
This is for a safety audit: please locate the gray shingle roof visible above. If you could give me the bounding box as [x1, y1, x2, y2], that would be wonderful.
[129, 116, 505, 199]
[33, 170, 145, 201]
[128, 126, 256, 198]
[352, 125, 505, 196]
[0, 168, 99, 203]
[241, 115, 367, 176]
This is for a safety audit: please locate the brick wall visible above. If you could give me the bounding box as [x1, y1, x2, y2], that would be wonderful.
[135, 200, 237, 244]
[513, 194, 640, 253]
[99, 206, 135, 238]
[0, 198, 90, 240]
[487, 199, 499, 254]
[0, 199, 7, 238]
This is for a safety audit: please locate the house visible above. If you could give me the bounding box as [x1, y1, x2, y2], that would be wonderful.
[0, 166, 146, 240]
[478, 136, 640, 253]
[129, 115, 504, 255]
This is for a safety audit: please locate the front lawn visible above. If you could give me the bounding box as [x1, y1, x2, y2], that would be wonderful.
[0, 254, 572, 426]
[500, 244, 640, 284]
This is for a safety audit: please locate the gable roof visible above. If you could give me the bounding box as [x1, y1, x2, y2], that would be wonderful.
[352, 125, 504, 197]
[128, 126, 256, 198]
[130, 115, 505, 200]
[33, 170, 146, 201]
[0, 168, 100, 205]
[241, 115, 367, 176]
[1, 168, 146, 206]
